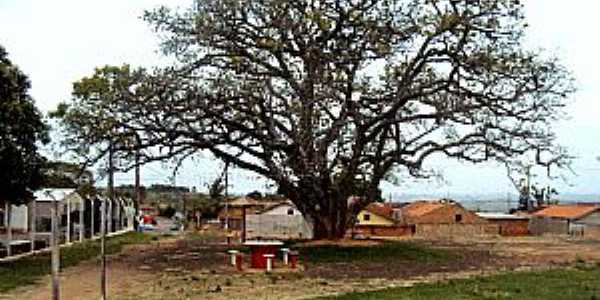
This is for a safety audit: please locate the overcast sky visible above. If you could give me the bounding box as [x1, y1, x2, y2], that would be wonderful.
[1, 1, 599, 198]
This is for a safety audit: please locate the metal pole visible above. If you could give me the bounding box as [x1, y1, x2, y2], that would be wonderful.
[51, 196, 60, 300]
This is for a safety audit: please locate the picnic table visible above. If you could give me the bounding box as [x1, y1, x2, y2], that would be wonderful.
[243, 240, 283, 269]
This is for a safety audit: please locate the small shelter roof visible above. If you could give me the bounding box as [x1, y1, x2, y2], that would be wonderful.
[34, 188, 82, 204]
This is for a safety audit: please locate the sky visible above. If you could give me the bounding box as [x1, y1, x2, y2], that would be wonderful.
[1, 1, 600, 198]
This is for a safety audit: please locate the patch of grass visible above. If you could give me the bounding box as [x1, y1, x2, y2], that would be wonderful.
[299, 242, 453, 264]
[0, 232, 154, 292]
[315, 266, 600, 300]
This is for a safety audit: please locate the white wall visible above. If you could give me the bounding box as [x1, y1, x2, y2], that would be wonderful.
[246, 214, 313, 240]
[262, 204, 302, 216]
[10, 204, 28, 231]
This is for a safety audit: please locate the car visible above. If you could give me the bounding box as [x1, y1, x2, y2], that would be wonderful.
[139, 223, 156, 231]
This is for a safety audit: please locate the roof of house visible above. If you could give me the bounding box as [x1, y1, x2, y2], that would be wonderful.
[364, 203, 395, 220]
[258, 200, 296, 214]
[533, 205, 600, 220]
[401, 201, 447, 218]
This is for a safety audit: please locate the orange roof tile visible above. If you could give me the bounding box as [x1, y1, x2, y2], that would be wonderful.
[365, 203, 395, 220]
[401, 201, 446, 218]
[533, 205, 600, 219]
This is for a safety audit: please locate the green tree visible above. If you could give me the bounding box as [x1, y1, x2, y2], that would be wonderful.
[0, 45, 48, 204]
[50, 65, 149, 171]
[41, 160, 94, 188]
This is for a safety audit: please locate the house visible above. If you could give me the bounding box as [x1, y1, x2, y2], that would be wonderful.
[529, 204, 600, 237]
[476, 212, 530, 236]
[352, 203, 414, 238]
[245, 201, 313, 240]
[398, 200, 495, 238]
[356, 203, 396, 226]
[398, 200, 486, 224]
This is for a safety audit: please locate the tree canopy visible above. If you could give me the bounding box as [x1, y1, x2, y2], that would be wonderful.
[51, 64, 150, 172]
[55, 0, 574, 238]
[0, 45, 48, 204]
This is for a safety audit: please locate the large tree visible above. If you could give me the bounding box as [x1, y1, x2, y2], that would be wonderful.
[0, 45, 48, 204]
[59, 1, 574, 239]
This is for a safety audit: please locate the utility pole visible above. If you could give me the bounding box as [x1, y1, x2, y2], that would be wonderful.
[49, 192, 60, 300]
[101, 141, 113, 300]
[134, 148, 141, 231]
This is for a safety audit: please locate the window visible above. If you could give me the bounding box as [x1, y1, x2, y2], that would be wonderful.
[287, 208, 294, 215]
[363, 213, 371, 221]
[455, 214, 462, 223]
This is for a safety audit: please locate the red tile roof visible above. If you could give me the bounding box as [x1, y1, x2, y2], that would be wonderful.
[365, 203, 395, 220]
[533, 205, 600, 219]
[401, 201, 446, 218]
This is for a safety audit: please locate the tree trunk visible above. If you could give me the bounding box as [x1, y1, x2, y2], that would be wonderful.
[312, 215, 348, 239]
[310, 204, 349, 240]
[281, 182, 352, 240]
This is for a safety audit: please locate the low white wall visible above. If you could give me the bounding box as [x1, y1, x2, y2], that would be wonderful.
[246, 214, 313, 240]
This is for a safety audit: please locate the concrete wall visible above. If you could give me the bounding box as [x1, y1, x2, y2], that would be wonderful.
[405, 205, 486, 225]
[488, 219, 530, 236]
[584, 225, 600, 239]
[415, 223, 499, 238]
[529, 217, 568, 235]
[245, 214, 313, 240]
[576, 211, 600, 226]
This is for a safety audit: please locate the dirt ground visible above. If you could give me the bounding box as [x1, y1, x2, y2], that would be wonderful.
[1, 234, 599, 300]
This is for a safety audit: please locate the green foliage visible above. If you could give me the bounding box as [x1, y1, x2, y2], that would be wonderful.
[0, 45, 49, 204]
[50, 64, 149, 171]
[0, 232, 153, 293]
[40, 160, 94, 189]
[187, 192, 221, 218]
[315, 266, 600, 300]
